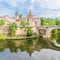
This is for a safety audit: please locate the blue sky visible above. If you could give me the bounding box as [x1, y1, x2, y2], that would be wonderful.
[0, 0, 60, 18]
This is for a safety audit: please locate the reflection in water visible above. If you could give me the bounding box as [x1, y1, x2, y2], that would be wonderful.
[0, 49, 30, 60]
[51, 29, 60, 44]
[0, 37, 60, 55]
[0, 32, 60, 60]
[0, 49, 60, 60]
[39, 49, 60, 60]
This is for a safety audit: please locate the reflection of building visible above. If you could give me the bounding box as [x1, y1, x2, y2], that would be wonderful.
[0, 11, 41, 36]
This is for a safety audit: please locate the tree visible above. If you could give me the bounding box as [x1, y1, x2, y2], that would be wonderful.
[0, 20, 5, 25]
[41, 18, 56, 26]
[8, 23, 17, 36]
[51, 29, 58, 40]
[20, 20, 33, 36]
[49, 20, 56, 26]
[26, 28, 33, 36]
[20, 20, 25, 27]
[25, 22, 30, 27]
[42, 22, 49, 26]
[0, 34, 4, 39]
[19, 14, 22, 18]
[41, 18, 49, 26]
[55, 20, 60, 25]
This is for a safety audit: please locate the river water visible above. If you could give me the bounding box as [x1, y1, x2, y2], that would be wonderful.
[0, 49, 60, 60]
[0, 36, 60, 60]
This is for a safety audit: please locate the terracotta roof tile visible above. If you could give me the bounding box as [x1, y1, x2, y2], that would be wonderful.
[27, 11, 34, 20]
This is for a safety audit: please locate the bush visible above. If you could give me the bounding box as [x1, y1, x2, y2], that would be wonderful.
[26, 28, 33, 36]
[0, 20, 5, 25]
[0, 34, 4, 38]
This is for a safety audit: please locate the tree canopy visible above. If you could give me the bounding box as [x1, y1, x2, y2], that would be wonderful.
[8, 23, 17, 36]
[41, 18, 60, 26]
[0, 20, 5, 25]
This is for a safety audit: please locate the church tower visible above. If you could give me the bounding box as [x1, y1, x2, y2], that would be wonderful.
[15, 11, 19, 18]
[27, 10, 34, 21]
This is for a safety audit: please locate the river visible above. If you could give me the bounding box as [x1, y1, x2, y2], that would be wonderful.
[0, 48, 60, 60]
[0, 33, 60, 60]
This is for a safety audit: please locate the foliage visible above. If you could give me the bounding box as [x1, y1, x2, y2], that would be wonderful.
[0, 20, 5, 25]
[41, 17, 59, 26]
[51, 29, 58, 40]
[20, 20, 33, 36]
[20, 20, 30, 27]
[55, 20, 60, 25]
[8, 23, 17, 36]
[49, 20, 56, 26]
[19, 14, 22, 18]
[25, 22, 30, 27]
[0, 34, 4, 39]
[26, 28, 33, 36]
[51, 29, 60, 44]
[20, 20, 25, 27]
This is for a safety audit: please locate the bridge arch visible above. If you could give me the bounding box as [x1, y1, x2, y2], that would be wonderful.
[38, 26, 60, 38]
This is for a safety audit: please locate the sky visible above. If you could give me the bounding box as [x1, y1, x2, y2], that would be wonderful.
[0, 49, 60, 60]
[0, 0, 60, 18]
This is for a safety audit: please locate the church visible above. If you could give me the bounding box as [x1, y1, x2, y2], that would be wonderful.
[15, 11, 41, 27]
[0, 11, 41, 36]
[15, 11, 41, 36]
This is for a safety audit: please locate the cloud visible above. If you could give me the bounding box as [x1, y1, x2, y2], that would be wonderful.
[2, 0, 26, 7]
[30, 0, 60, 17]
[0, 6, 14, 17]
[0, 0, 60, 17]
[31, 0, 60, 10]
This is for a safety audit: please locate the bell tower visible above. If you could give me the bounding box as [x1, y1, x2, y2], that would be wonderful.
[15, 11, 19, 18]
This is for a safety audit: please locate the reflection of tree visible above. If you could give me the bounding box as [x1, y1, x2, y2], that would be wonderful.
[26, 38, 33, 46]
[6, 40, 18, 53]
[0, 37, 60, 55]
[56, 29, 60, 44]
[19, 38, 35, 55]
[1, 34, 60, 55]
[35, 38, 45, 50]
[0, 48, 5, 52]
[51, 29, 60, 44]
[18, 38, 50, 55]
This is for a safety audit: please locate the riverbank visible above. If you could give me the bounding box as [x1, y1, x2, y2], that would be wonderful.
[0, 35, 38, 40]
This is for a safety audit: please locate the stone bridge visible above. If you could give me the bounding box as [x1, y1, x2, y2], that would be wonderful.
[37, 25, 60, 38]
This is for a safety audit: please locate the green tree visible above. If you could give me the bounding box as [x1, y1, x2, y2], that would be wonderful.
[49, 20, 56, 26]
[25, 22, 30, 27]
[55, 20, 60, 25]
[41, 18, 49, 26]
[8, 23, 17, 36]
[42, 22, 49, 26]
[41, 18, 56, 26]
[20, 20, 25, 27]
[0, 20, 5, 25]
[51, 29, 58, 40]
[19, 14, 22, 18]
[26, 28, 33, 36]
[0, 34, 4, 39]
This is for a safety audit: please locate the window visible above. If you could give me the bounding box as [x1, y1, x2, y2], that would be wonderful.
[27, 18, 29, 22]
